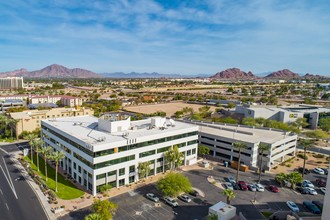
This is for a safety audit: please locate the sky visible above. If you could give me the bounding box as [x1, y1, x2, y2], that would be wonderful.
[1, 0, 330, 75]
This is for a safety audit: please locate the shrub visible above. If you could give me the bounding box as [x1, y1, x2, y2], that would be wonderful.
[317, 161, 323, 164]
[313, 154, 325, 158]
[297, 154, 308, 160]
[273, 166, 278, 170]
[286, 164, 292, 167]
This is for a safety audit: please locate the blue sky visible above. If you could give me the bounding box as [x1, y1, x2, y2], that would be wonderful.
[1, 0, 330, 75]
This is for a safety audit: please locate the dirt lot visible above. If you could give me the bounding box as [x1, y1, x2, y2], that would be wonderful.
[124, 101, 216, 116]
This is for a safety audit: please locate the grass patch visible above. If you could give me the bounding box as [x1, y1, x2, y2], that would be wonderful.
[25, 154, 84, 200]
[261, 211, 273, 218]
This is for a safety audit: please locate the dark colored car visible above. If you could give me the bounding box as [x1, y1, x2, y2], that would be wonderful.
[269, 185, 280, 193]
[237, 181, 248, 191]
[322, 168, 328, 175]
[189, 190, 199, 197]
[312, 201, 323, 210]
[303, 201, 321, 214]
[232, 183, 239, 190]
[296, 187, 309, 194]
[316, 179, 326, 187]
[298, 167, 310, 174]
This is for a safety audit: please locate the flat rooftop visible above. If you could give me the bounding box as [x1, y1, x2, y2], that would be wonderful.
[191, 121, 295, 144]
[42, 116, 198, 147]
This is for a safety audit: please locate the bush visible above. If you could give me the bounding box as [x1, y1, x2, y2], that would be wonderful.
[286, 164, 292, 167]
[297, 154, 308, 160]
[313, 154, 325, 158]
[316, 161, 323, 164]
[273, 166, 278, 170]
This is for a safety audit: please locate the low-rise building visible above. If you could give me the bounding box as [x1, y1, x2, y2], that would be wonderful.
[208, 201, 237, 220]
[0, 77, 24, 90]
[182, 120, 297, 171]
[29, 95, 83, 107]
[41, 114, 199, 195]
[10, 107, 93, 137]
[0, 99, 24, 112]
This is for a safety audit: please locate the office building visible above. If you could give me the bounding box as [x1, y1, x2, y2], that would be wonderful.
[0, 77, 24, 90]
[29, 95, 83, 107]
[41, 114, 199, 195]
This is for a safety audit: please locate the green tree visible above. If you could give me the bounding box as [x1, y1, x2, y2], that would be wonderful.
[85, 213, 102, 220]
[208, 213, 218, 220]
[233, 142, 247, 183]
[156, 172, 192, 197]
[91, 199, 118, 220]
[294, 118, 309, 129]
[227, 102, 236, 109]
[275, 173, 287, 187]
[49, 151, 65, 192]
[222, 189, 236, 204]
[33, 139, 44, 172]
[198, 145, 210, 158]
[299, 139, 314, 178]
[242, 118, 257, 126]
[40, 146, 52, 181]
[286, 172, 303, 189]
[257, 143, 270, 183]
[164, 146, 184, 171]
[319, 117, 330, 132]
[24, 133, 38, 164]
[137, 161, 151, 180]
[304, 129, 328, 139]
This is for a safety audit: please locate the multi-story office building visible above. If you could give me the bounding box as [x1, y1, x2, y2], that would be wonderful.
[10, 107, 93, 137]
[0, 77, 24, 90]
[183, 120, 297, 171]
[41, 114, 198, 195]
[29, 95, 83, 107]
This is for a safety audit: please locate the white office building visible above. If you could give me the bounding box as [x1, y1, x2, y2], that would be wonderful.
[41, 114, 198, 196]
[0, 77, 24, 90]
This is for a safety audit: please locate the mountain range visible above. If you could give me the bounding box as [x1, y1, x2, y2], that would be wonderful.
[0, 64, 328, 79]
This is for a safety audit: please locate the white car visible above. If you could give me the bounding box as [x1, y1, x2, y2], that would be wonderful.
[313, 167, 325, 175]
[225, 182, 234, 190]
[255, 183, 265, 192]
[164, 197, 178, 207]
[302, 180, 314, 188]
[320, 187, 326, 194]
[286, 201, 300, 212]
[305, 187, 318, 195]
[146, 193, 159, 202]
[248, 184, 257, 192]
[178, 195, 191, 203]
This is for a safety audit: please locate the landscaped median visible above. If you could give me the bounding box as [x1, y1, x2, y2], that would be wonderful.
[23, 154, 84, 200]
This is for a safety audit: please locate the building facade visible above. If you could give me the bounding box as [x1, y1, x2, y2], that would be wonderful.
[29, 95, 83, 107]
[10, 107, 93, 137]
[182, 120, 297, 171]
[41, 115, 199, 196]
[0, 77, 24, 90]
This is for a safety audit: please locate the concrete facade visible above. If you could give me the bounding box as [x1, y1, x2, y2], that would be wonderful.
[0, 77, 24, 90]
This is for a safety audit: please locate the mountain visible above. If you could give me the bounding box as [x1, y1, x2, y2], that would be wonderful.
[101, 72, 207, 78]
[210, 68, 257, 80]
[302, 73, 328, 80]
[265, 69, 300, 79]
[0, 68, 29, 77]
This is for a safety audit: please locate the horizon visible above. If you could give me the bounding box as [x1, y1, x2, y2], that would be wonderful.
[1, 1, 330, 75]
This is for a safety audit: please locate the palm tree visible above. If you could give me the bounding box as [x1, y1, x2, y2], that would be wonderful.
[222, 188, 236, 204]
[8, 118, 18, 139]
[24, 133, 38, 164]
[40, 146, 52, 181]
[300, 139, 313, 178]
[50, 151, 65, 192]
[275, 172, 287, 187]
[233, 142, 247, 183]
[33, 139, 44, 172]
[287, 172, 303, 189]
[138, 161, 151, 180]
[165, 145, 184, 171]
[257, 143, 271, 183]
[85, 213, 102, 220]
[207, 213, 218, 220]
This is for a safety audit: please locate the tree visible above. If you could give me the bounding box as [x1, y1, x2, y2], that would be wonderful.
[137, 161, 151, 180]
[208, 213, 218, 220]
[227, 102, 236, 109]
[49, 151, 65, 192]
[242, 118, 257, 126]
[85, 213, 102, 220]
[294, 118, 309, 129]
[164, 146, 184, 171]
[40, 146, 52, 181]
[304, 130, 328, 139]
[257, 143, 270, 183]
[222, 189, 236, 204]
[299, 139, 313, 178]
[156, 172, 192, 197]
[233, 142, 247, 183]
[91, 199, 118, 220]
[318, 117, 330, 132]
[287, 172, 303, 189]
[24, 133, 38, 164]
[33, 139, 44, 172]
[198, 145, 210, 158]
[275, 173, 287, 187]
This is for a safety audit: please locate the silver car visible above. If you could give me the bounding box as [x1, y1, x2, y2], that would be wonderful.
[164, 197, 178, 207]
[255, 183, 265, 192]
[286, 201, 300, 212]
[178, 194, 192, 203]
[225, 182, 234, 190]
[146, 193, 159, 202]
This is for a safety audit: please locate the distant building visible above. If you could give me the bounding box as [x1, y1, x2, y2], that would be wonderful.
[29, 95, 83, 107]
[9, 107, 94, 137]
[41, 114, 198, 195]
[0, 99, 24, 112]
[0, 77, 24, 90]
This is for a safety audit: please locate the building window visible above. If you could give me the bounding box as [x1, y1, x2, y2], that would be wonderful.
[187, 150, 192, 156]
[129, 165, 135, 173]
[129, 176, 134, 183]
[97, 173, 106, 179]
[157, 146, 170, 153]
[108, 171, 116, 176]
[192, 148, 196, 155]
[119, 179, 125, 186]
[139, 150, 155, 158]
[119, 168, 125, 176]
[78, 166, 81, 173]
[73, 162, 76, 169]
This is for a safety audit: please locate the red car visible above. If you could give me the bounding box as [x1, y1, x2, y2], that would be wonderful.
[269, 185, 280, 193]
[316, 179, 326, 187]
[237, 181, 248, 191]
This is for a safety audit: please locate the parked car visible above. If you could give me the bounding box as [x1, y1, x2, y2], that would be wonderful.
[316, 179, 326, 187]
[297, 187, 309, 194]
[306, 187, 317, 195]
[320, 187, 326, 194]
[248, 184, 257, 192]
[255, 183, 265, 192]
[224, 182, 234, 190]
[237, 181, 248, 191]
[313, 167, 325, 175]
[312, 201, 323, 210]
[286, 201, 300, 212]
[232, 182, 239, 190]
[302, 180, 314, 188]
[321, 168, 328, 175]
[189, 190, 199, 197]
[269, 185, 280, 193]
[178, 195, 191, 203]
[164, 197, 178, 207]
[303, 201, 321, 214]
[298, 167, 310, 174]
[146, 193, 159, 202]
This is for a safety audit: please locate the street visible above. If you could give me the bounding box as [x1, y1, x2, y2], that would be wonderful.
[0, 144, 47, 220]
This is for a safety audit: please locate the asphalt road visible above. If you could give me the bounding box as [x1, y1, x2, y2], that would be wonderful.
[297, 145, 330, 155]
[0, 144, 47, 220]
